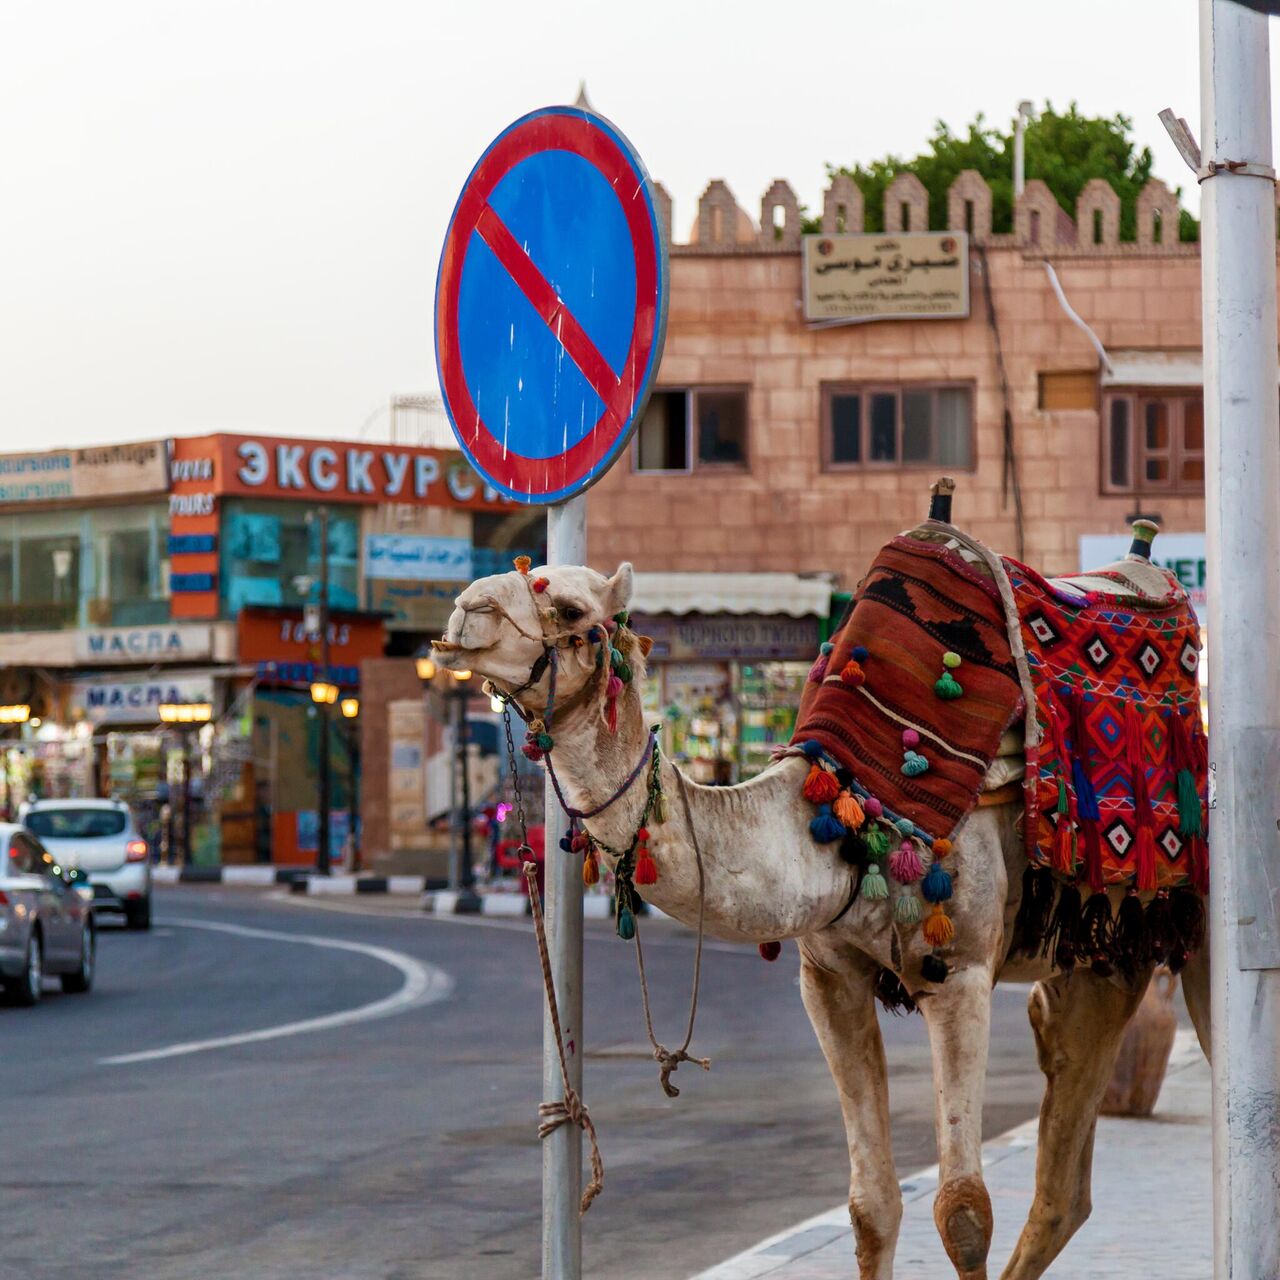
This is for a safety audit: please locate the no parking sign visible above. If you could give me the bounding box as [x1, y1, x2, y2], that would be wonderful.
[435, 106, 668, 504]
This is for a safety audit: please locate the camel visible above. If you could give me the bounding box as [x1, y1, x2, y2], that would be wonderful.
[433, 558, 1212, 1280]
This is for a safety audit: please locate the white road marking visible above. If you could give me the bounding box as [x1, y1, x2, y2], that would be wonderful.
[100, 918, 454, 1066]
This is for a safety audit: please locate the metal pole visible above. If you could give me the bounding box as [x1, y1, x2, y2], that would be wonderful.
[349, 718, 361, 872]
[316, 507, 332, 876]
[1200, 3, 1280, 1275]
[1013, 100, 1032, 198]
[457, 685, 480, 910]
[181, 730, 193, 864]
[542, 493, 586, 1280]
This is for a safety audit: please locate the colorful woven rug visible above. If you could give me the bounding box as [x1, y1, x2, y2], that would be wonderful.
[1006, 557, 1208, 895]
[794, 535, 1024, 842]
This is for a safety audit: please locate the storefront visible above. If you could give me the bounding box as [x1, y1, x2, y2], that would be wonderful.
[237, 605, 387, 865]
[629, 573, 833, 783]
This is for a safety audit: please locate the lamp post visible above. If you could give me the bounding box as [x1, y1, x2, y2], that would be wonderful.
[340, 696, 361, 870]
[305, 507, 332, 876]
[415, 652, 480, 911]
[158, 702, 213, 864]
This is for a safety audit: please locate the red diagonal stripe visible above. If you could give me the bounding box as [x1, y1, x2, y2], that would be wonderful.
[475, 203, 622, 410]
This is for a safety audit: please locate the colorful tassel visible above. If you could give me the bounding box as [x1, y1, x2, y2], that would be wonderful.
[1169, 709, 1204, 836]
[809, 805, 846, 843]
[863, 796, 883, 819]
[852, 644, 869, 662]
[941, 651, 962, 670]
[889, 841, 924, 883]
[582, 847, 600, 886]
[931, 837, 952, 859]
[863, 826, 890, 857]
[808, 641, 834, 684]
[833, 790, 864, 829]
[616, 904, 635, 941]
[934, 671, 963, 699]
[803, 763, 841, 804]
[1051, 816, 1076, 876]
[1113, 888, 1147, 984]
[605, 698, 618, 735]
[840, 660, 866, 687]
[921, 861, 953, 903]
[522, 742, 545, 762]
[902, 751, 929, 776]
[922, 903, 954, 946]
[758, 941, 782, 962]
[655, 792, 671, 825]
[634, 830, 657, 886]
[894, 892, 922, 924]
[1080, 821, 1105, 895]
[514, 555, 531, 574]
[570, 831, 589, 853]
[861, 862, 889, 899]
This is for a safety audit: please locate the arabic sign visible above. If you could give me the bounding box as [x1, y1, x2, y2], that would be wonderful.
[74, 624, 213, 665]
[364, 535, 472, 582]
[0, 441, 168, 505]
[801, 231, 969, 324]
[69, 672, 217, 724]
[631, 613, 820, 661]
[1079, 532, 1207, 621]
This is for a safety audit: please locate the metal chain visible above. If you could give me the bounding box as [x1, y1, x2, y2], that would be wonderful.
[501, 703, 531, 849]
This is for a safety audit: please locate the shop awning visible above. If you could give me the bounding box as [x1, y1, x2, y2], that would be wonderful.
[630, 573, 834, 619]
[1102, 350, 1204, 387]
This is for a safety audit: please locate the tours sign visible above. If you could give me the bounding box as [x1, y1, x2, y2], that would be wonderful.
[802, 231, 970, 325]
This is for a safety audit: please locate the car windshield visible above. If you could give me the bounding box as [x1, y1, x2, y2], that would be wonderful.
[26, 808, 127, 839]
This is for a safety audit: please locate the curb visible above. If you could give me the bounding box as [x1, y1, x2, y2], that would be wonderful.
[153, 865, 311, 887]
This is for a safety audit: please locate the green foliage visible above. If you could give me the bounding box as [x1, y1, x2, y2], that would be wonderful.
[828, 102, 1198, 242]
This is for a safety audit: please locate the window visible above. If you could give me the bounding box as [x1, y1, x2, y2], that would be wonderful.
[1103, 390, 1204, 494]
[821, 384, 973, 469]
[634, 388, 748, 472]
[26, 807, 127, 839]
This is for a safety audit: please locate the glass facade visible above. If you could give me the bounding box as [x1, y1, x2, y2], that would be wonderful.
[0, 504, 168, 631]
[221, 499, 360, 615]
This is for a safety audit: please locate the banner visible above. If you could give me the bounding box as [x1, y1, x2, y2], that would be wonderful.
[802, 231, 969, 324]
[0, 441, 168, 505]
[364, 535, 472, 582]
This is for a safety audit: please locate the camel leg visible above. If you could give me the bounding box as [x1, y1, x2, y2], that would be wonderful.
[917, 964, 996, 1280]
[799, 946, 901, 1280]
[1000, 970, 1147, 1280]
[1181, 940, 1212, 1061]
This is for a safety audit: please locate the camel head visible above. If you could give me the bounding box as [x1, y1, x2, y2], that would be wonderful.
[432, 560, 637, 713]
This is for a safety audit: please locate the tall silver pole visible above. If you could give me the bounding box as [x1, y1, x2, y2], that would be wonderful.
[1200, 3, 1280, 1276]
[542, 493, 587, 1279]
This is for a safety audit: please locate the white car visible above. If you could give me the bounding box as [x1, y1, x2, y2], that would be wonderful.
[21, 799, 152, 930]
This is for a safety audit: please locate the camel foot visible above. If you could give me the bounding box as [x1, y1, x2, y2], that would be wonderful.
[935, 1174, 993, 1279]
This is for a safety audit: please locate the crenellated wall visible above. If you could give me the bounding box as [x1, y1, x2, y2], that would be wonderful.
[652, 169, 1260, 257]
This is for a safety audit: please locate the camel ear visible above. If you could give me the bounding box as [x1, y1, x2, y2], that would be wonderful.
[637, 634, 654, 658]
[605, 562, 634, 615]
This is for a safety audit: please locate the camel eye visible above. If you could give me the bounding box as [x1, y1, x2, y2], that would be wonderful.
[561, 605, 585, 623]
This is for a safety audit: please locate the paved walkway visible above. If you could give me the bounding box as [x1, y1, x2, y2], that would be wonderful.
[696, 1031, 1210, 1279]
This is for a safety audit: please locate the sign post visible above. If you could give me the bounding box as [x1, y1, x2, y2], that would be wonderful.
[436, 104, 667, 1277]
[1199, 1, 1280, 1273]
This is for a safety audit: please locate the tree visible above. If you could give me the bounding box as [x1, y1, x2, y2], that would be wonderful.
[815, 103, 1197, 242]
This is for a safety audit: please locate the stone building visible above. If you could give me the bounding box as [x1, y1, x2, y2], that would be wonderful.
[585, 168, 1231, 780]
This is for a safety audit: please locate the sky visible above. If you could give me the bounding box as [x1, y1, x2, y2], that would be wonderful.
[0, 0, 1268, 450]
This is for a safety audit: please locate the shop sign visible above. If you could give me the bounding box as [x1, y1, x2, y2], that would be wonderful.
[69, 673, 216, 724]
[1079, 533, 1207, 621]
[801, 231, 969, 325]
[367, 580, 458, 632]
[227, 436, 511, 511]
[632, 613, 821, 662]
[74, 624, 213, 665]
[237, 607, 386, 667]
[0, 440, 169, 505]
[365, 534, 473, 582]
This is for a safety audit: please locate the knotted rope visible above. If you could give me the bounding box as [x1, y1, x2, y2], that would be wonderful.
[523, 859, 605, 1215]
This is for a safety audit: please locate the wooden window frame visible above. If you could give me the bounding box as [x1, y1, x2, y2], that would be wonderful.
[1101, 387, 1205, 496]
[632, 385, 750, 475]
[820, 381, 977, 472]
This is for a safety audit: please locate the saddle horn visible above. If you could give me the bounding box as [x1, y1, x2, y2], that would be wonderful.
[928, 476, 957, 524]
[1126, 518, 1160, 561]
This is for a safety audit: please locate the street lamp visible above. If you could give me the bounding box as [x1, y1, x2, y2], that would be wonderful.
[305, 507, 333, 877]
[340, 697, 361, 869]
[158, 702, 212, 865]
[415, 647, 480, 912]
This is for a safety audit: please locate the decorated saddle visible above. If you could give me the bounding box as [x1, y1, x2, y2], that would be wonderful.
[789, 496, 1208, 987]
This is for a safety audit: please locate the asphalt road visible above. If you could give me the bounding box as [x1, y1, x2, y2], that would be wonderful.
[0, 886, 1047, 1280]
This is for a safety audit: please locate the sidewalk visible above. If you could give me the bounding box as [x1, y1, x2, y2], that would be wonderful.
[696, 1031, 1210, 1280]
